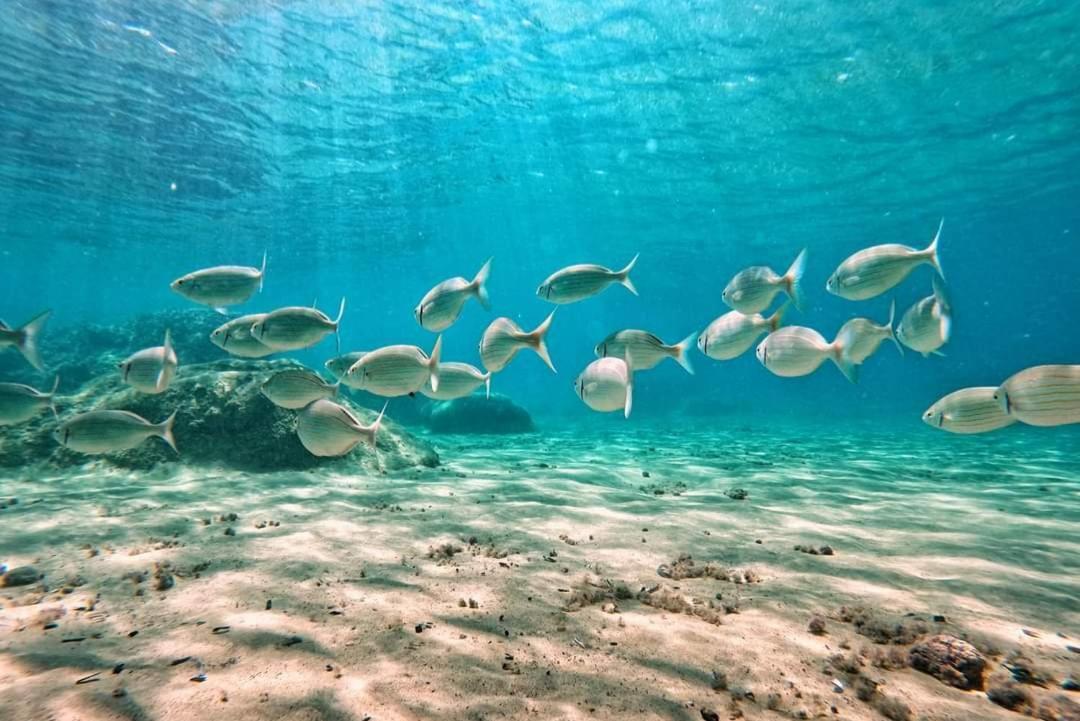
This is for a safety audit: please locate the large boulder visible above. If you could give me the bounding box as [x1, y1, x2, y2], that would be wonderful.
[427, 392, 534, 434]
[0, 359, 438, 472]
[909, 635, 987, 690]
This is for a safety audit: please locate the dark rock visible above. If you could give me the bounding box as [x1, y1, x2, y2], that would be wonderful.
[819, 545, 834, 556]
[909, 635, 986, 690]
[808, 615, 827, 635]
[987, 681, 1032, 711]
[0, 565, 41, 587]
[0, 358, 438, 472]
[700, 710, 720, 721]
[1061, 678, 1079, 691]
[427, 393, 534, 434]
[725, 488, 748, 500]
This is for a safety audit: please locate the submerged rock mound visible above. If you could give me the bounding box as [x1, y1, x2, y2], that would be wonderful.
[427, 392, 534, 434]
[0, 359, 438, 472]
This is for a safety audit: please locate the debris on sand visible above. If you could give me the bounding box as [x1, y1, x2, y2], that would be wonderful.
[724, 488, 748, 500]
[426, 542, 463, 563]
[808, 615, 827, 635]
[638, 585, 726, 625]
[986, 680, 1033, 712]
[794, 544, 834, 556]
[836, 605, 928, 645]
[656, 554, 761, 584]
[564, 577, 633, 611]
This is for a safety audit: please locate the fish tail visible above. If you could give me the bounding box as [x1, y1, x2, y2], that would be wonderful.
[367, 402, 387, 449]
[886, 299, 904, 356]
[831, 341, 859, 384]
[672, 332, 696, 375]
[157, 328, 174, 391]
[15, 309, 51, 372]
[334, 297, 346, 353]
[996, 388, 1011, 415]
[331, 380, 342, 399]
[623, 349, 635, 418]
[926, 217, 944, 279]
[768, 301, 791, 332]
[428, 335, 443, 392]
[157, 411, 179, 454]
[618, 253, 639, 296]
[258, 250, 267, 291]
[483, 371, 492, 399]
[785, 248, 808, 311]
[529, 310, 557, 373]
[48, 375, 60, 419]
[473, 257, 493, 310]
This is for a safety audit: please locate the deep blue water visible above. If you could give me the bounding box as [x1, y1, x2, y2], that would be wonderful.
[2, 1, 1079, 426]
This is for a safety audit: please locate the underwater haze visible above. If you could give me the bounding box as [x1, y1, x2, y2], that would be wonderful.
[2, 2, 1079, 721]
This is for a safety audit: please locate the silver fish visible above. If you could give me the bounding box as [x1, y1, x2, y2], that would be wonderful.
[344, 336, 442, 397]
[325, 352, 368, 381]
[595, 329, 694, 374]
[170, 252, 266, 314]
[826, 219, 943, 301]
[119, 329, 178, 394]
[54, 410, 177, 454]
[0, 309, 51, 371]
[420, 361, 491, 400]
[415, 258, 492, 332]
[897, 278, 951, 357]
[698, 303, 788, 361]
[722, 249, 807, 314]
[261, 369, 339, 409]
[296, 399, 384, 457]
[994, 365, 1080, 427]
[251, 298, 345, 353]
[836, 301, 902, 364]
[755, 326, 856, 383]
[480, 311, 556, 373]
[209, 314, 275, 358]
[574, 357, 634, 418]
[0, 377, 59, 425]
[537, 254, 638, 305]
[924, 387, 1016, 434]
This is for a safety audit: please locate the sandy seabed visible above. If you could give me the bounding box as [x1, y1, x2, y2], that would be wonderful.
[1, 425, 1078, 721]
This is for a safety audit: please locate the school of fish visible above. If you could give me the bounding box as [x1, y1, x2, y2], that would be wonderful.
[1, 222, 1077, 458]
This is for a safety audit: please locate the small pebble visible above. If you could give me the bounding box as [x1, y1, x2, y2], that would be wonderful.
[224, 527, 235, 537]
[832, 679, 844, 693]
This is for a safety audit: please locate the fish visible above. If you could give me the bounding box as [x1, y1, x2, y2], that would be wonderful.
[595, 329, 694, 374]
[994, 365, 1080, 427]
[209, 314, 275, 358]
[722, 249, 807, 314]
[826, 219, 943, 301]
[0, 377, 59, 425]
[296, 399, 385, 457]
[0, 310, 51, 371]
[119, 329, 178, 394]
[897, 278, 951, 357]
[54, 410, 177, 454]
[261, 369, 339, 409]
[415, 258, 492, 332]
[170, 252, 267, 314]
[836, 301, 902, 364]
[343, 336, 442, 397]
[325, 352, 368, 381]
[698, 303, 788, 361]
[537, 254, 638, 305]
[923, 387, 1016, 434]
[420, 362, 491, 400]
[755, 326, 857, 382]
[479, 310, 556, 373]
[575, 356, 634, 418]
[251, 298, 346, 353]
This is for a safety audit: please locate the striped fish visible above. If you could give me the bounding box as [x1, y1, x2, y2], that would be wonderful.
[210, 314, 275, 358]
[827, 219, 943, 301]
[54, 410, 177, 454]
[755, 326, 857, 383]
[251, 298, 345, 352]
[897, 278, 951, 357]
[296, 399, 384, 457]
[120, 329, 178, 394]
[836, 301, 902, 364]
[480, 311, 556, 373]
[575, 357, 634, 418]
[924, 387, 1015, 434]
[722, 249, 806, 314]
[0, 377, 59, 425]
[994, 365, 1080, 427]
[420, 362, 491, 400]
[325, 352, 368, 381]
[261, 369, 339, 409]
[537, 254, 638, 305]
[171, 252, 266, 314]
[698, 303, 788, 361]
[415, 258, 492, 332]
[595, 329, 694, 374]
[0, 309, 51, 371]
[343, 336, 442, 397]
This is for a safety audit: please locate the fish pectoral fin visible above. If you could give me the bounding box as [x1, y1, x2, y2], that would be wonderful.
[843, 275, 859, 287]
[155, 367, 167, 390]
[931, 350, 947, 357]
[213, 306, 229, 316]
[583, 382, 599, 396]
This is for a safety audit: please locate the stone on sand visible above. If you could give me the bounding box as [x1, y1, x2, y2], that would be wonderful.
[427, 392, 534, 434]
[908, 634, 987, 690]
